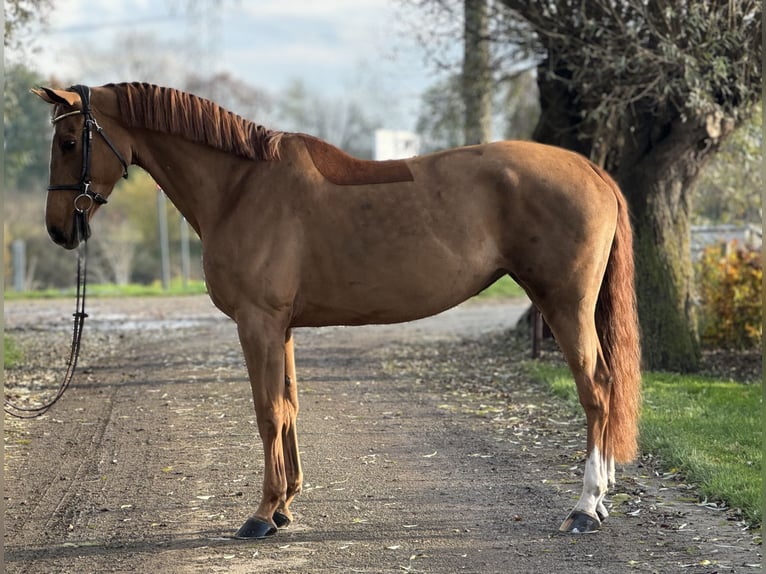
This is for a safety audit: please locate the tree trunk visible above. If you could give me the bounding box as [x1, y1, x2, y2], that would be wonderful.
[532, 66, 733, 371]
[532, 58, 593, 156]
[626, 185, 700, 371]
[614, 113, 732, 371]
[463, 0, 492, 145]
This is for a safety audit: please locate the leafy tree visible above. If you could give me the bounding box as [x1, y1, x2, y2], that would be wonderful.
[4, 0, 53, 53]
[3, 63, 66, 289]
[416, 75, 466, 152]
[3, 189, 79, 290]
[4, 63, 53, 192]
[463, 0, 492, 144]
[69, 31, 188, 87]
[499, 70, 539, 139]
[184, 72, 273, 124]
[416, 70, 539, 151]
[92, 169, 203, 285]
[410, 0, 762, 371]
[276, 79, 381, 158]
[504, 0, 761, 371]
[694, 109, 762, 225]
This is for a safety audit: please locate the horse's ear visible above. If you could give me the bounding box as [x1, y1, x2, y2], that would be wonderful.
[31, 87, 81, 107]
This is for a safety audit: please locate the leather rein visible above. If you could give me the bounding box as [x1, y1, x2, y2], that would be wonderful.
[4, 85, 128, 419]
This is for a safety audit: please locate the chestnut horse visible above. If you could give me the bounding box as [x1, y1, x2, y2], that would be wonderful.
[32, 83, 640, 537]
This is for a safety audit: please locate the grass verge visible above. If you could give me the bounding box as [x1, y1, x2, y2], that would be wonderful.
[6, 276, 526, 301]
[474, 275, 527, 299]
[4, 335, 22, 369]
[3, 279, 208, 300]
[524, 362, 762, 526]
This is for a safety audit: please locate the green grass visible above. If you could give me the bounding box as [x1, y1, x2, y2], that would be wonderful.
[4, 335, 22, 368]
[474, 275, 527, 299]
[7, 276, 525, 302]
[3, 279, 208, 300]
[525, 362, 763, 526]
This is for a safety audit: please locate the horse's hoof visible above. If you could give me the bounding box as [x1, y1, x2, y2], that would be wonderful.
[234, 516, 277, 539]
[273, 511, 292, 529]
[559, 510, 601, 534]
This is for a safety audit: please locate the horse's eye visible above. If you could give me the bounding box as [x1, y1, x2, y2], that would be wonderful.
[61, 139, 77, 152]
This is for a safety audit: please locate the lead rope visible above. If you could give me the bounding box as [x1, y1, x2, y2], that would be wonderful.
[4, 214, 90, 419]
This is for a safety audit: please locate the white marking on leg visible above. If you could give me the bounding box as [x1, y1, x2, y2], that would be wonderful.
[573, 446, 608, 520]
[596, 455, 616, 521]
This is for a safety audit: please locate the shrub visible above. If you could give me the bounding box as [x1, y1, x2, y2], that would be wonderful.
[696, 242, 762, 349]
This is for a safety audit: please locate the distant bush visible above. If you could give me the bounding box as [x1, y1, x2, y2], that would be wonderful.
[696, 242, 762, 349]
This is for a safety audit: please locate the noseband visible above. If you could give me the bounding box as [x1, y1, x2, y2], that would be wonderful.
[48, 85, 129, 209]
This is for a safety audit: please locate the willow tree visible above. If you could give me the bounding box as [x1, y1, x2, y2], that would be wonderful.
[503, 1, 761, 370]
[463, 0, 492, 144]
[409, 0, 762, 370]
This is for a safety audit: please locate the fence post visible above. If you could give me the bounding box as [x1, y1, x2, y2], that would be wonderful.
[11, 239, 26, 292]
[180, 215, 190, 290]
[532, 307, 543, 359]
[157, 187, 171, 290]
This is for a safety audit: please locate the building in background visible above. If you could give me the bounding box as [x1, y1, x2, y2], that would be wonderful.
[374, 129, 420, 160]
[691, 224, 762, 260]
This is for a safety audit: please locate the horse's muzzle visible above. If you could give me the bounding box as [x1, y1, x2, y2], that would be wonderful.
[47, 225, 80, 250]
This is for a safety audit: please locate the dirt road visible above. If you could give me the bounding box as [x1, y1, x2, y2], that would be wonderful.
[4, 296, 761, 573]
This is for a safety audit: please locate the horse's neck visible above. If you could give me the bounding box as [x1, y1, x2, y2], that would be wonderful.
[132, 131, 244, 235]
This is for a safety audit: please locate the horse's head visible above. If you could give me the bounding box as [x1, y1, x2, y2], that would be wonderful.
[32, 85, 131, 249]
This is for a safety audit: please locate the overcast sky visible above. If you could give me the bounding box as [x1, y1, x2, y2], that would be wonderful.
[9, 0, 453, 131]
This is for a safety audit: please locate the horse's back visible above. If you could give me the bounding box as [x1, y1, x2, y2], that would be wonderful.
[408, 140, 621, 303]
[415, 140, 611, 195]
[408, 140, 619, 241]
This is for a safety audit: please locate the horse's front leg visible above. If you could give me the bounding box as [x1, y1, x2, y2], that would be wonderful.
[233, 311, 291, 539]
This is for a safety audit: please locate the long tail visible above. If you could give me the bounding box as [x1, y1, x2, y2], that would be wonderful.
[594, 167, 642, 463]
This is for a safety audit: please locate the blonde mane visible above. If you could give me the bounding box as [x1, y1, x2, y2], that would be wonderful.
[107, 82, 283, 161]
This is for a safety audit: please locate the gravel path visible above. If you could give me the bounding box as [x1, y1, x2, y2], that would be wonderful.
[4, 296, 761, 573]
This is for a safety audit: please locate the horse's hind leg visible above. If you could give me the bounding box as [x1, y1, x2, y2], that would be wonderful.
[541, 299, 612, 533]
[274, 329, 303, 528]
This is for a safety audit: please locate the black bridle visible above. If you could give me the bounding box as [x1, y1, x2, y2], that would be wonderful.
[48, 85, 129, 239]
[3, 85, 129, 419]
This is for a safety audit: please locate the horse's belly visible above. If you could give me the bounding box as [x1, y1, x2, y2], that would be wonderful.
[291, 270, 496, 328]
